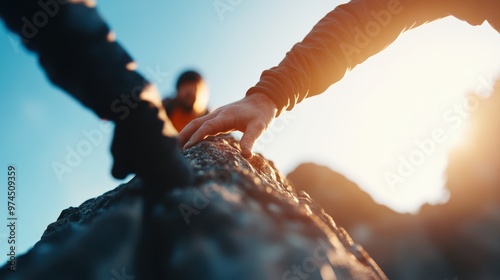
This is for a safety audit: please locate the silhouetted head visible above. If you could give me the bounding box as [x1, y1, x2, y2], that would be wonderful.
[175, 70, 209, 113]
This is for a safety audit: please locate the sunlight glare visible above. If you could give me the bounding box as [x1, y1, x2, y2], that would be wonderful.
[340, 19, 500, 212]
[265, 18, 500, 213]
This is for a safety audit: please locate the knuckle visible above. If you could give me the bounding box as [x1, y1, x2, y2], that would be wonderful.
[189, 117, 204, 126]
[203, 119, 218, 131]
[253, 121, 267, 131]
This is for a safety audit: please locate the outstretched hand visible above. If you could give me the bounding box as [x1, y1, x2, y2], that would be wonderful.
[179, 93, 278, 158]
[110, 85, 193, 188]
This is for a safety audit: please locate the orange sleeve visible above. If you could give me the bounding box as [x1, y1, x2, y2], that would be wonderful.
[246, 0, 497, 116]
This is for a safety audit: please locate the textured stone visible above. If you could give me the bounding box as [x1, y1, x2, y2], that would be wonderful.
[0, 135, 386, 280]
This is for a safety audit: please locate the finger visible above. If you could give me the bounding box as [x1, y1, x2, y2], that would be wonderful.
[178, 113, 216, 146]
[240, 122, 266, 159]
[184, 112, 241, 148]
[184, 119, 221, 148]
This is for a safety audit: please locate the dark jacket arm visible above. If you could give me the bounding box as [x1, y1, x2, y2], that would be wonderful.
[0, 0, 149, 121]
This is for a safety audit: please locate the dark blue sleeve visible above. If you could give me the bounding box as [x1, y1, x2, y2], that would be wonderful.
[0, 0, 149, 121]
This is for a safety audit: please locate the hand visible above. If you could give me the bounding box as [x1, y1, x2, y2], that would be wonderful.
[111, 99, 193, 189]
[179, 93, 278, 158]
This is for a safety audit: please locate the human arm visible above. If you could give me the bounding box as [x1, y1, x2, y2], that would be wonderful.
[0, 0, 192, 188]
[247, 0, 499, 115]
[180, 0, 499, 156]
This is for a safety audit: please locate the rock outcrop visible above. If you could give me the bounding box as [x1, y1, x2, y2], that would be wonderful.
[287, 80, 500, 280]
[287, 163, 451, 280]
[0, 135, 386, 280]
[289, 160, 500, 280]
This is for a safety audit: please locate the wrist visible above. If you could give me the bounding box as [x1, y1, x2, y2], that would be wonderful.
[246, 92, 279, 117]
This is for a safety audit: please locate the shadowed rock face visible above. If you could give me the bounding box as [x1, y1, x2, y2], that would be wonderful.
[287, 81, 500, 280]
[0, 135, 386, 280]
[287, 163, 452, 280]
[288, 161, 500, 280]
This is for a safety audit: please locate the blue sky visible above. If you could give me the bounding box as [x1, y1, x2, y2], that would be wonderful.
[1, 0, 500, 261]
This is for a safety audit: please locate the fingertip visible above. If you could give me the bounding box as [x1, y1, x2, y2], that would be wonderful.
[183, 133, 207, 149]
[241, 144, 254, 159]
[183, 140, 193, 149]
[178, 119, 202, 145]
[242, 151, 254, 159]
[240, 134, 257, 160]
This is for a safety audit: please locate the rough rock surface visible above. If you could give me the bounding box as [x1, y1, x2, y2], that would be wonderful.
[0, 135, 386, 280]
[288, 158, 500, 279]
[288, 163, 450, 280]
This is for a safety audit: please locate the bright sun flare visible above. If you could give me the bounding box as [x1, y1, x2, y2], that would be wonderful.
[337, 19, 500, 212]
[262, 17, 500, 213]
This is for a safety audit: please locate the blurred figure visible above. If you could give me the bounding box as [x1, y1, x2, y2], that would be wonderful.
[163, 70, 210, 132]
